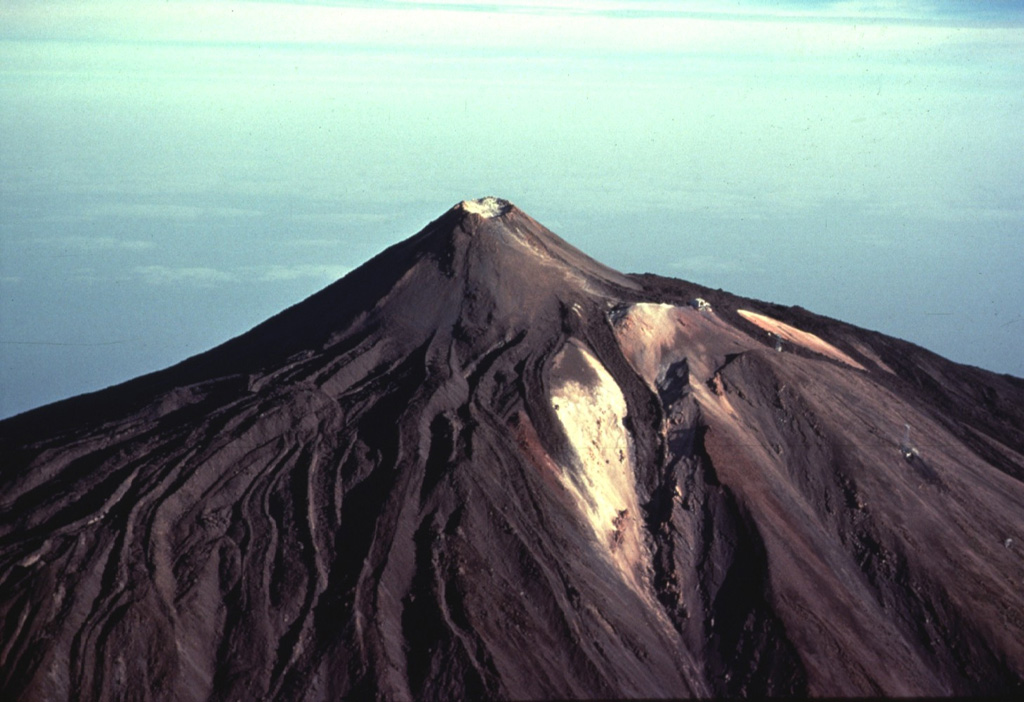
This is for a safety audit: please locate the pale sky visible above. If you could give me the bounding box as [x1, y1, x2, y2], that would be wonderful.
[2, 0, 1023, 418]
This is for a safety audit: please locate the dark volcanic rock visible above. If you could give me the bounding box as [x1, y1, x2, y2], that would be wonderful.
[2, 197, 1023, 700]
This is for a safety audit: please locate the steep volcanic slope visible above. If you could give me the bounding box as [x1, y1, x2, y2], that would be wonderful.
[1, 198, 1023, 700]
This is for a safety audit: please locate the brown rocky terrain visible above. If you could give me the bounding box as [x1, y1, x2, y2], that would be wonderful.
[2, 197, 1023, 700]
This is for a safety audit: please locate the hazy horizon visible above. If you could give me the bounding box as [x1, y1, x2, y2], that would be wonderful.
[2, 0, 1023, 419]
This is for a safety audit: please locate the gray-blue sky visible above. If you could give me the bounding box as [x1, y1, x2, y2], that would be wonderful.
[2, 0, 1022, 418]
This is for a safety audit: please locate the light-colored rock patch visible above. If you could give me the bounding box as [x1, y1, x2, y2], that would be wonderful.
[610, 302, 680, 387]
[738, 309, 866, 371]
[611, 301, 752, 389]
[549, 342, 646, 591]
[457, 196, 509, 218]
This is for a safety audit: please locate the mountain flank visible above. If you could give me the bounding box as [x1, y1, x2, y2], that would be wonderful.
[2, 197, 1023, 700]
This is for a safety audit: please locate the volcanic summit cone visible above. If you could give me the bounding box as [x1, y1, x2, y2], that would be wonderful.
[2, 198, 1023, 699]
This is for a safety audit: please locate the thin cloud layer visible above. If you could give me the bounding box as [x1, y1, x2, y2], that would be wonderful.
[135, 265, 237, 287]
[134, 264, 352, 286]
[37, 236, 156, 252]
[4, 0, 1022, 54]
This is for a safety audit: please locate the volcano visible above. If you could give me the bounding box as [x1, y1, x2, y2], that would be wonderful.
[2, 198, 1023, 700]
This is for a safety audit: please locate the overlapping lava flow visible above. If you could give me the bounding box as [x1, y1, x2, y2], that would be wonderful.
[2, 198, 1023, 700]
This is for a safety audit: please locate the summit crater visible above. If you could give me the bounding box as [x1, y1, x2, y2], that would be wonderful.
[455, 196, 512, 219]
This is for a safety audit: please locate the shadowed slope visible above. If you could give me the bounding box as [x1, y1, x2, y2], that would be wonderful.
[2, 198, 1023, 700]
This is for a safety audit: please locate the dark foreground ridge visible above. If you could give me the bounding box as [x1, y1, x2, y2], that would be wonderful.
[2, 197, 1023, 699]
